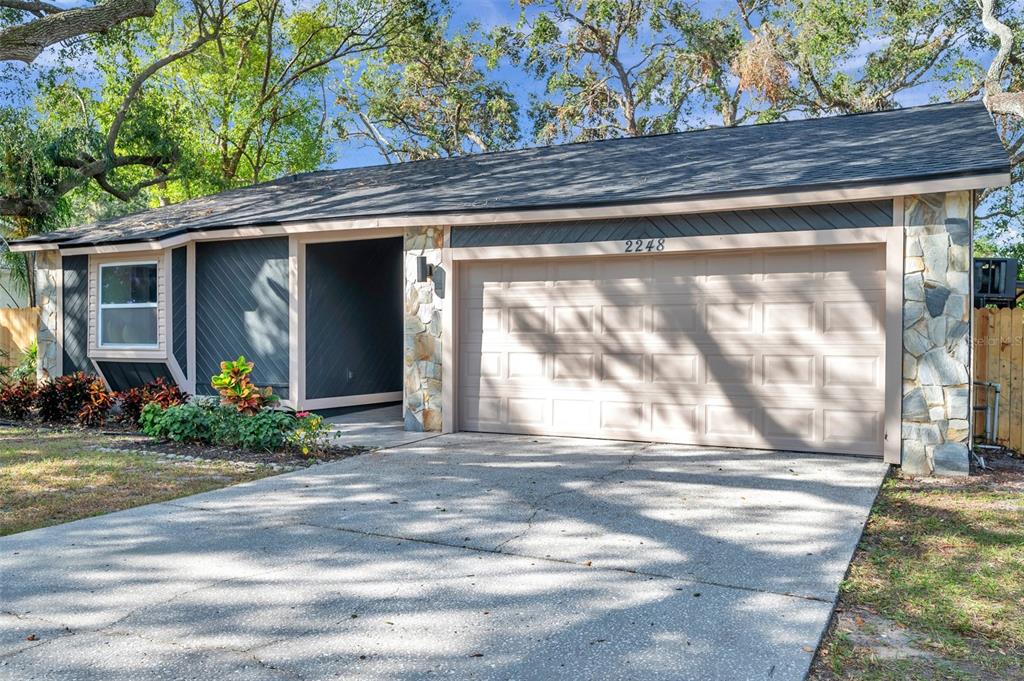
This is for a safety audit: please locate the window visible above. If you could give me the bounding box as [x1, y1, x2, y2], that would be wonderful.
[99, 262, 158, 347]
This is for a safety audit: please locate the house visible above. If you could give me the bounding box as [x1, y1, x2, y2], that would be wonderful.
[9, 101, 1011, 473]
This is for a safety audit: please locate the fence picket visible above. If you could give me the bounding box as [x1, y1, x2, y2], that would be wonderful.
[0, 307, 38, 368]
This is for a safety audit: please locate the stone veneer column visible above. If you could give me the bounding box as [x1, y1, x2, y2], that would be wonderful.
[34, 250, 61, 382]
[403, 226, 444, 432]
[901, 192, 971, 476]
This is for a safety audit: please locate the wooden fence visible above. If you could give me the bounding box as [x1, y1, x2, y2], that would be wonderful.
[0, 307, 38, 368]
[973, 307, 1024, 450]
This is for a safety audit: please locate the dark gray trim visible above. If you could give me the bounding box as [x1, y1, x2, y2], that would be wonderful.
[305, 238, 402, 400]
[97, 361, 174, 392]
[171, 246, 187, 378]
[61, 254, 89, 374]
[451, 201, 894, 248]
[195, 238, 289, 399]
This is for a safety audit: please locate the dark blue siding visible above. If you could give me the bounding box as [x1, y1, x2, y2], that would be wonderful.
[97, 361, 174, 392]
[195, 238, 289, 399]
[61, 255, 89, 375]
[451, 200, 894, 248]
[171, 247, 188, 378]
[305, 238, 402, 399]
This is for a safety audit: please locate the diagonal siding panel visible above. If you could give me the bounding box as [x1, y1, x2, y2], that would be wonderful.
[195, 238, 289, 398]
[97, 361, 174, 392]
[305, 238, 402, 399]
[450, 200, 894, 248]
[171, 247, 188, 378]
[61, 255, 89, 374]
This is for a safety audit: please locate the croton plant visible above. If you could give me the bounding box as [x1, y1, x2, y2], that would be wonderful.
[211, 356, 278, 415]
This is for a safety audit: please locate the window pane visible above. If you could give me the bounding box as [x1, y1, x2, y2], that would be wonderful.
[101, 307, 158, 345]
[101, 264, 157, 304]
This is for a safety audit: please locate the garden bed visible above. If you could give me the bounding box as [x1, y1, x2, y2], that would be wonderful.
[94, 431, 368, 468]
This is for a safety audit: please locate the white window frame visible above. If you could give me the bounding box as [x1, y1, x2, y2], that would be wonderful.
[98, 260, 160, 349]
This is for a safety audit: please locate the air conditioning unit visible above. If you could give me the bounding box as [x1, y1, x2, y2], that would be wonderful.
[974, 257, 1022, 308]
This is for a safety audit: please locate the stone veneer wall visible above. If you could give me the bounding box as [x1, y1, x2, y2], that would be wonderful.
[403, 226, 445, 432]
[901, 192, 972, 475]
[34, 250, 61, 382]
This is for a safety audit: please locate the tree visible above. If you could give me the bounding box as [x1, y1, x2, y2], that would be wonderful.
[0, 0, 234, 226]
[336, 13, 520, 161]
[731, 0, 984, 116]
[0, 0, 430, 301]
[0, 0, 160, 63]
[975, 0, 1024, 243]
[120, 0, 428, 196]
[504, 0, 745, 143]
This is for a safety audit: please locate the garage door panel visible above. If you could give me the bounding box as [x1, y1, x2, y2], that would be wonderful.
[459, 348, 886, 397]
[459, 245, 886, 455]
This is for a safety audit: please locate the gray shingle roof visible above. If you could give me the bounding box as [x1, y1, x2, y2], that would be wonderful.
[16, 100, 1010, 248]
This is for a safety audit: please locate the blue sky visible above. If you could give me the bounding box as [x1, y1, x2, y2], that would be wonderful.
[331, 0, 983, 169]
[0, 0, 1003, 173]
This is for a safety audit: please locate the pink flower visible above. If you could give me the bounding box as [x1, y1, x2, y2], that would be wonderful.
[296, 411, 311, 418]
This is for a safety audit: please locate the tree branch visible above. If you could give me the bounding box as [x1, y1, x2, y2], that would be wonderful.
[0, 0, 160, 63]
[979, 0, 1024, 117]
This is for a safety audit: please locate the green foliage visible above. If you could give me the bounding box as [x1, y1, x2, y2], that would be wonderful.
[227, 409, 298, 450]
[141, 401, 304, 451]
[337, 12, 521, 160]
[741, 0, 986, 115]
[211, 355, 278, 415]
[12, 340, 36, 382]
[289, 411, 331, 456]
[506, 0, 742, 142]
[140, 401, 216, 442]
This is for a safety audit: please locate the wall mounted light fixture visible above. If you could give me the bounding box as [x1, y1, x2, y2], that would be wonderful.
[416, 255, 433, 283]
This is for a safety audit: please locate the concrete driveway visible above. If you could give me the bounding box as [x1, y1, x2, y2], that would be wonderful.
[0, 433, 887, 680]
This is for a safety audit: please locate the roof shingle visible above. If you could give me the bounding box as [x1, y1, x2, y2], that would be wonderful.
[16, 100, 1010, 247]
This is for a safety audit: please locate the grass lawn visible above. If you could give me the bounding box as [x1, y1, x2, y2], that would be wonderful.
[0, 425, 276, 536]
[812, 463, 1024, 680]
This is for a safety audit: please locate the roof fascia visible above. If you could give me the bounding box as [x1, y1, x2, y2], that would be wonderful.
[18, 170, 1009, 255]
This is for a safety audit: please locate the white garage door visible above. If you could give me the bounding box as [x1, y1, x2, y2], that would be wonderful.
[458, 244, 887, 455]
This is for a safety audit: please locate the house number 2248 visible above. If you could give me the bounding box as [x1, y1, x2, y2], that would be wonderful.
[623, 238, 665, 253]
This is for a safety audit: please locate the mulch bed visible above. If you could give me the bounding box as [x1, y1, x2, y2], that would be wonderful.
[104, 434, 368, 468]
[0, 420, 369, 469]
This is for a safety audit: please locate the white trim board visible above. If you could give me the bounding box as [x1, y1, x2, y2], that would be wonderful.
[302, 391, 403, 412]
[17, 172, 1009, 255]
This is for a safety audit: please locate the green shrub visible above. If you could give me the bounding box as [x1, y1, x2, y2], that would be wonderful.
[140, 402, 218, 443]
[226, 410, 297, 450]
[289, 411, 331, 456]
[141, 401, 300, 451]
